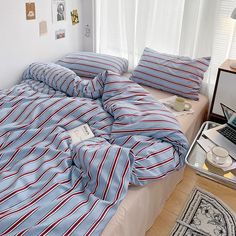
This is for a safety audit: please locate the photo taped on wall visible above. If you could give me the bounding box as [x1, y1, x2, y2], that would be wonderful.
[26, 2, 36, 20]
[52, 0, 66, 23]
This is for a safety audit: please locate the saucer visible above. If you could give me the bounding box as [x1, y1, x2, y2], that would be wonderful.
[206, 151, 233, 168]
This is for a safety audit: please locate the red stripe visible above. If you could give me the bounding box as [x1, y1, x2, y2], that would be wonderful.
[3, 151, 65, 193]
[57, 103, 87, 124]
[146, 157, 174, 170]
[13, 96, 40, 122]
[136, 146, 172, 161]
[73, 68, 98, 77]
[68, 53, 125, 69]
[57, 176, 83, 200]
[2, 167, 71, 218]
[60, 60, 118, 73]
[121, 136, 133, 146]
[0, 107, 17, 124]
[136, 141, 155, 155]
[2, 147, 40, 180]
[65, 79, 74, 94]
[0, 178, 70, 220]
[1, 155, 65, 200]
[0, 153, 65, 204]
[37, 100, 75, 127]
[131, 141, 141, 149]
[143, 50, 207, 72]
[138, 165, 179, 181]
[36, 149, 100, 225]
[87, 112, 107, 125]
[196, 58, 210, 67]
[115, 112, 177, 123]
[55, 137, 71, 149]
[63, 200, 99, 236]
[16, 97, 51, 125]
[30, 166, 71, 200]
[40, 147, 110, 229]
[103, 88, 124, 95]
[141, 56, 204, 76]
[112, 127, 174, 134]
[38, 172, 99, 234]
[59, 74, 74, 91]
[1, 207, 38, 235]
[54, 71, 72, 88]
[18, 98, 64, 126]
[102, 148, 121, 200]
[104, 93, 147, 106]
[139, 62, 199, 83]
[85, 159, 130, 235]
[36, 184, 86, 226]
[91, 78, 96, 92]
[62, 57, 121, 71]
[104, 81, 133, 86]
[0, 149, 21, 171]
[137, 64, 198, 84]
[17, 129, 44, 149]
[133, 75, 197, 96]
[63, 106, 98, 127]
[0, 129, 28, 151]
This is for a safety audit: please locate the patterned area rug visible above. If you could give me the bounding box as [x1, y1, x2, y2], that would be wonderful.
[170, 187, 236, 236]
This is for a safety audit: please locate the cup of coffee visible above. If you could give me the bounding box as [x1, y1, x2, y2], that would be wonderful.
[173, 97, 192, 112]
[211, 146, 229, 165]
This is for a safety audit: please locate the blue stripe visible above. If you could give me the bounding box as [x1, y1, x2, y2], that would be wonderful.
[0, 63, 188, 235]
[56, 52, 128, 77]
[131, 47, 210, 100]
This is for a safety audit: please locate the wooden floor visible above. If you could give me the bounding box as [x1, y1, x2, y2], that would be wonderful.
[146, 166, 236, 236]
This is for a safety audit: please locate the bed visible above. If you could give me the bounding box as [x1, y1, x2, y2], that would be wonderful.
[102, 82, 208, 236]
[0, 62, 208, 236]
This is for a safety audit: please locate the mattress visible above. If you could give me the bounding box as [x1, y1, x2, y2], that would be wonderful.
[102, 84, 208, 236]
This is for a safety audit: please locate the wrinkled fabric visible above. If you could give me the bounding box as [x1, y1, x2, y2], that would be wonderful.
[0, 63, 188, 235]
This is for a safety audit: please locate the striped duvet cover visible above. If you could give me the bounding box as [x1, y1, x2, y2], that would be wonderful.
[0, 63, 189, 235]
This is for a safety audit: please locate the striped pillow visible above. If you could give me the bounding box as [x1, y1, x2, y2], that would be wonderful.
[56, 52, 128, 78]
[130, 47, 210, 100]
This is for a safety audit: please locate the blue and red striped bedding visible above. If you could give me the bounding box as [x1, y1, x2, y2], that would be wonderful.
[56, 52, 128, 78]
[131, 47, 210, 100]
[0, 63, 189, 235]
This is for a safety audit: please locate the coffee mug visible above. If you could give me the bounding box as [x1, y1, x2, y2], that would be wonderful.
[173, 97, 192, 112]
[211, 146, 229, 165]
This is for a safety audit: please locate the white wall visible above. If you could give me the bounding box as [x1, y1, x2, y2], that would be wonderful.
[0, 0, 83, 89]
[81, 0, 94, 51]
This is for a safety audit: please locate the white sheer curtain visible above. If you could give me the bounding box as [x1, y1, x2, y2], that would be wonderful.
[95, 0, 236, 95]
[95, 0, 216, 66]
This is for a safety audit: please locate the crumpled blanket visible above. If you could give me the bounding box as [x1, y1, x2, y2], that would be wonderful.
[0, 63, 189, 235]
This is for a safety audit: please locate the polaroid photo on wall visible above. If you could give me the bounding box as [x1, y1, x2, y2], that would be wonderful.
[55, 29, 65, 40]
[52, 0, 66, 23]
[39, 21, 48, 36]
[71, 9, 79, 25]
[26, 2, 36, 20]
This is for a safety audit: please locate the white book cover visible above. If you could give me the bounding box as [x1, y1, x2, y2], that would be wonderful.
[68, 124, 94, 145]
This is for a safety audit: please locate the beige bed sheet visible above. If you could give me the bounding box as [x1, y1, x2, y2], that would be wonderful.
[141, 85, 209, 142]
[102, 84, 208, 236]
[102, 168, 185, 236]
